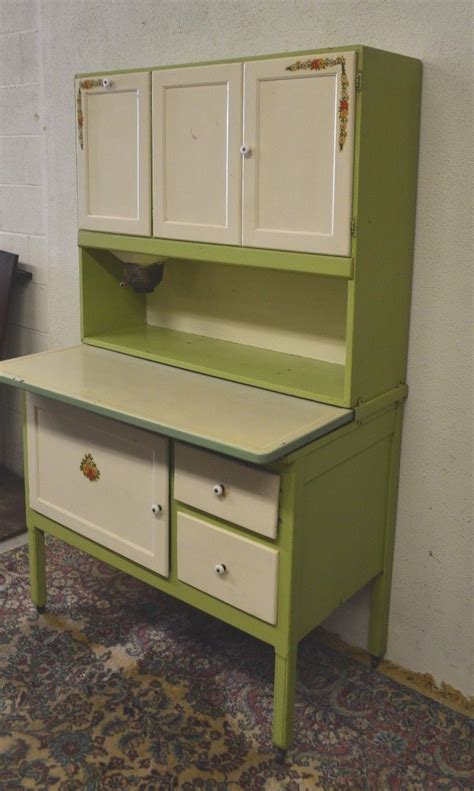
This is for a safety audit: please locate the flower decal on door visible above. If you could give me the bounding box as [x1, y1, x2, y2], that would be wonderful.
[285, 56, 350, 152]
[76, 78, 104, 150]
[80, 453, 101, 482]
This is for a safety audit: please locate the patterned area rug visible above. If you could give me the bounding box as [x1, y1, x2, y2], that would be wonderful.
[0, 466, 26, 541]
[0, 538, 472, 790]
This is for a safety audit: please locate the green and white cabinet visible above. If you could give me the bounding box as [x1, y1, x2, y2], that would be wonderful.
[1, 45, 421, 753]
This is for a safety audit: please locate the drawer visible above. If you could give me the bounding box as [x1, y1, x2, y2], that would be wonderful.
[27, 394, 169, 575]
[177, 512, 279, 624]
[174, 443, 280, 538]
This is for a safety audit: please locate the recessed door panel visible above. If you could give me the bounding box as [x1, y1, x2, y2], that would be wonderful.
[153, 63, 242, 244]
[243, 52, 356, 255]
[76, 72, 151, 235]
[27, 394, 169, 575]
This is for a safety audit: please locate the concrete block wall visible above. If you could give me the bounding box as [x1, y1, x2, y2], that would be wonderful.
[0, 0, 49, 474]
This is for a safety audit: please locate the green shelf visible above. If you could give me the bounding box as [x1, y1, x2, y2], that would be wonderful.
[78, 230, 353, 279]
[83, 325, 346, 406]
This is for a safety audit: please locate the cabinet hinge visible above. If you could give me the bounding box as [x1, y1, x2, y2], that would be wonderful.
[351, 218, 357, 237]
[356, 72, 362, 92]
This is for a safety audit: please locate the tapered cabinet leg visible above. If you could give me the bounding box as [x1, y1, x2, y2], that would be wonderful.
[28, 527, 47, 611]
[368, 406, 404, 658]
[273, 643, 298, 751]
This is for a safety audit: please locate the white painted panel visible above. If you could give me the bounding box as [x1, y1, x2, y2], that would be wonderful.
[177, 511, 278, 624]
[174, 443, 279, 538]
[243, 52, 356, 255]
[0, 346, 353, 461]
[27, 394, 169, 575]
[76, 72, 151, 235]
[153, 63, 242, 244]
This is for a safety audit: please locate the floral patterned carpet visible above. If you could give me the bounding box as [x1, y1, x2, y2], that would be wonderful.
[0, 537, 472, 790]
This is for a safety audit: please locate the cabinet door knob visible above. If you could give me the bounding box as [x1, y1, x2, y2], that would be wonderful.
[240, 144, 251, 156]
[102, 78, 113, 89]
[215, 563, 227, 576]
[151, 503, 163, 514]
[212, 483, 225, 497]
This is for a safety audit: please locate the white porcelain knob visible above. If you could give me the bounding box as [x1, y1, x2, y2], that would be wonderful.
[151, 504, 163, 514]
[215, 563, 227, 576]
[240, 144, 251, 156]
[212, 483, 225, 497]
[102, 78, 113, 89]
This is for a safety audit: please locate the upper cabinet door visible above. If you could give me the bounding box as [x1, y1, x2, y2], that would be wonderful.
[242, 52, 357, 256]
[152, 63, 242, 245]
[76, 72, 151, 236]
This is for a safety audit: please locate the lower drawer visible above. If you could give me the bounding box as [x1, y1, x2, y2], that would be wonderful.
[177, 511, 279, 624]
[26, 394, 169, 575]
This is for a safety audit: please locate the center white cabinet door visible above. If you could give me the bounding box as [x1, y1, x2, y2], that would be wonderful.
[26, 395, 169, 576]
[152, 63, 242, 244]
[242, 52, 357, 256]
[76, 71, 151, 236]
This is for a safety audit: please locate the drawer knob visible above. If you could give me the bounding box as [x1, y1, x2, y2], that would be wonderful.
[212, 483, 226, 497]
[102, 78, 113, 89]
[215, 563, 227, 576]
[240, 144, 251, 156]
[151, 503, 163, 515]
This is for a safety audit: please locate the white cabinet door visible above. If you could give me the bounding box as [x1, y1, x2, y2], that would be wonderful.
[27, 394, 169, 575]
[76, 72, 151, 235]
[242, 52, 356, 256]
[152, 63, 242, 244]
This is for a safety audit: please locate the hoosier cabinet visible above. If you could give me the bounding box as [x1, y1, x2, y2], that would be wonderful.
[0, 45, 421, 754]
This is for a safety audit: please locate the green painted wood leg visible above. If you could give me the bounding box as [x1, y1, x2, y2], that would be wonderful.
[272, 643, 298, 752]
[368, 406, 404, 658]
[28, 527, 47, 611]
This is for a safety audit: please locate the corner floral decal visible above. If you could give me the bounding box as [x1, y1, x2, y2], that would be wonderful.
[76, 79, 103, 150]
[285, 56, 349, 152]
[80, 453, 101, 483]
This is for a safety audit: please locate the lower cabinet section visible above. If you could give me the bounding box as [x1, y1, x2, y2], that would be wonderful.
[177, 511, 279, 624]
[26, 394, 169, 575]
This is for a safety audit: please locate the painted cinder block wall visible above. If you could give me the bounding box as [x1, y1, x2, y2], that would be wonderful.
[0, 0, 49, 472]
[1, 1, 472, 697]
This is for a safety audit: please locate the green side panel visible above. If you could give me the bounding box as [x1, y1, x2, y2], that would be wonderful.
[346, 47, 422, 405]
[296, 408, 396, 640]
[81, 247, 145, 338]
[78, 231, 353, 279]
[84, 325, 346, 406]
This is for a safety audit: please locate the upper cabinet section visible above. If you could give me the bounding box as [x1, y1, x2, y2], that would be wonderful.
[76, 72, 151, 236]
[152, 64, 242, 245]
[242, 52, 356, 256]
[75, 51, 357, 256]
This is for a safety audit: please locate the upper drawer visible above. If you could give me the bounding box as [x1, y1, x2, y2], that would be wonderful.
[174, 443, 280, 539]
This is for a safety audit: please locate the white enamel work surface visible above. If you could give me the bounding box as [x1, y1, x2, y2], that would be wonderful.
[0, 345, 353, 462]
[76, 71, 151, 235]
[152, 63, 242, 244]
[27, 393, 169, 575]
[174, 443, 280, 538]
[177, 511, 279, 624]
[242, 52, 356, 255]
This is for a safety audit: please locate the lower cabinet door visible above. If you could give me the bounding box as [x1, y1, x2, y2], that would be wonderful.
[177, 511, 279, 624]
[26, 394, 169, 575]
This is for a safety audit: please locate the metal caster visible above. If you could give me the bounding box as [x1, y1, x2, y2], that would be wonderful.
[275, 747, 287, 764]
[36, 605, 46, 614]
[370, 654, 382, 669]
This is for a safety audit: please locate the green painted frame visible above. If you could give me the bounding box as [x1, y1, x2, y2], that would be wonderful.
[24, 395, 404, 750]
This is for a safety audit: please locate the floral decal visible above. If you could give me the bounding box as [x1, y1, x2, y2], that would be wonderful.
[76, 79, 103, 150]
[80, 453, 101, 483]
[285, 56, 350, 151]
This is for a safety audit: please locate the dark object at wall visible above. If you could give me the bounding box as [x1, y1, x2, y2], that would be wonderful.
[120, 261, 165, 293]
[0, 250, 19, 361]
